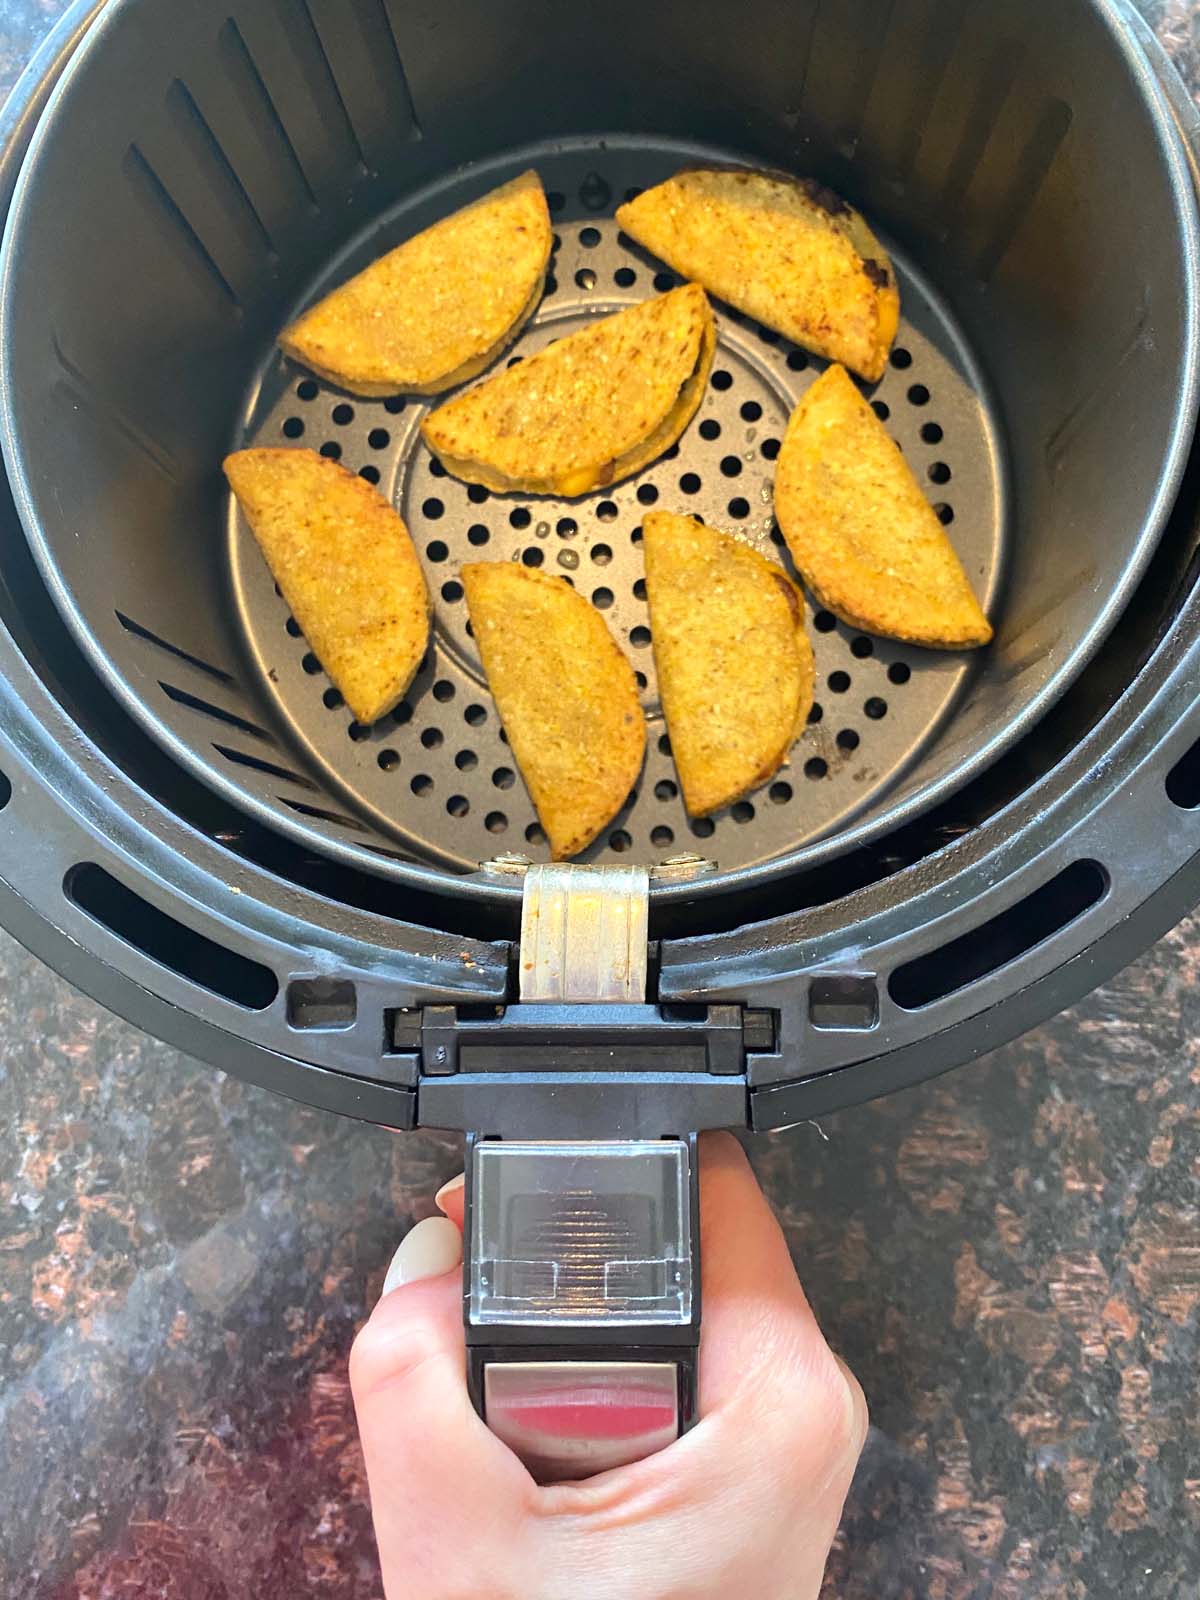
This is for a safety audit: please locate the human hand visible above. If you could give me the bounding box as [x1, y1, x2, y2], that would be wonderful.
[350, 1132, 867, 1600]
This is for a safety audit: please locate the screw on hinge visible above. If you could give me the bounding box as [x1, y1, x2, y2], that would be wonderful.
[650, 852, 719, 883]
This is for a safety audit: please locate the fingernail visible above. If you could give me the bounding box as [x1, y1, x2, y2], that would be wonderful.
[434, 1173, 465, 1212]
[380, 1216, 462, 1297]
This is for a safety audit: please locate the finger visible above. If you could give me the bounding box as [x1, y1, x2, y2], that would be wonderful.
[545, 1135, 864, 1590]
[697, 1133, 821, 1404]
[351, 1222, 535, 1596]
[696, 1133, 867, 1472]
[435, 1171, 466, 1229]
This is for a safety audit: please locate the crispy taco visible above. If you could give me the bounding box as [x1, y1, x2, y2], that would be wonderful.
[774, 364, 992, 649]
[462, 563, 645, 858]
[618, 168, 899, 382]
[643, 511, 814, 815]
[225, 447, 430, 724]
[422, 284, 716, 496]
[279, 170, 551, 396]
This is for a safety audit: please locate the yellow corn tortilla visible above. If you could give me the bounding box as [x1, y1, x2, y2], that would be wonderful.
[774, 364, 992, 649]
[279, 171, 551, 396]
[421, 284, 716, 496]
[225, 447, 430, 724]
[617, 168, 899, 383]
[462, 563, 645, 859]
[643, 511, 814, 815]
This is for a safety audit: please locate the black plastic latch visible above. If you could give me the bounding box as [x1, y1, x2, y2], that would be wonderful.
[402, 1002, 777, 1078]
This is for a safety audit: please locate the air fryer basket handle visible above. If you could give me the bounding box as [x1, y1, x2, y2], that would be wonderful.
[448, 863, 708, 1480]
[462, 1132, 701, 1482]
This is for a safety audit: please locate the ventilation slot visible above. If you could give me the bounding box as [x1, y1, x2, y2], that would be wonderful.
[123, 144, 240, 312]
[165, 78, 278, 263]
[889, 860, 1107, 1010]
[978, 97, 1073, 281]
[160, 681, 273, 740]
[1166, 735, 1200, 810]
[938, 41, 1024, 220]
[218, 18, 318, 209]
[116, 611, 235, 684]
[288, 977, 356, 1029]
[281, 797, 369, 831]
[67, 863, 277, 1010]
[364, 843, 418, 863]
[53, 337, 181, 483]
[809, 974, 878, 1030]
[289, 0, 368, 169]
[213, 742, 318, 790]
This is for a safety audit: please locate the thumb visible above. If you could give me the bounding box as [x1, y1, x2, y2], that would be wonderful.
[350, 1218, 535, 1595]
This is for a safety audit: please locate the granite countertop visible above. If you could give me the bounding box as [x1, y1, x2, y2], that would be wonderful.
[2, 3, 1199, 1597]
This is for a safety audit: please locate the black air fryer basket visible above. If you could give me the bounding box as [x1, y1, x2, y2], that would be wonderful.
[4, 0, 1200, 1472]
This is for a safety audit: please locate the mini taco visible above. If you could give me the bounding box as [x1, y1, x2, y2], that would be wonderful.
[422, 284, 716, 496]
[224, 447, 430, 724]
[774, 364, 992, 649]
[643, 510, 814, 816]
[462, 563, 645, 858]
[618, 168, 898, 382]
[279, 170, 551, 396]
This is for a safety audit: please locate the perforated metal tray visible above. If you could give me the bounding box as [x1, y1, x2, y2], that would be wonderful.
[232, 157, 1007, 874]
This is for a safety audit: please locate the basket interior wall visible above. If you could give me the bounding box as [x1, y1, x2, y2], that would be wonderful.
[1, 0, 1194, 884]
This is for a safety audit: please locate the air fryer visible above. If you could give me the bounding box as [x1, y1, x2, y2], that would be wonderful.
[2, 0, 1200, 1475]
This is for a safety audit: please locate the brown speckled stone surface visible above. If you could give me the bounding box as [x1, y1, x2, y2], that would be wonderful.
[2, 3, 1200, 1597]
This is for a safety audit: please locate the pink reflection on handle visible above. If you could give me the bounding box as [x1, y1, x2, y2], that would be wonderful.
[491, 1385, 677, 1440]
[484, 1361, 680, 1480]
